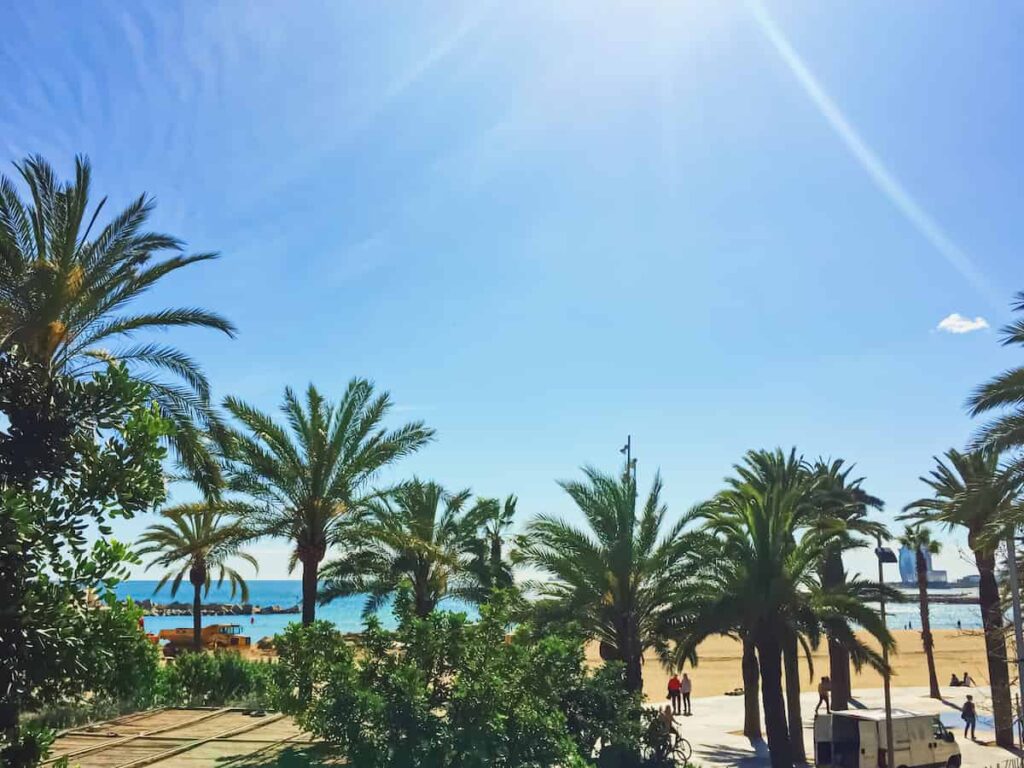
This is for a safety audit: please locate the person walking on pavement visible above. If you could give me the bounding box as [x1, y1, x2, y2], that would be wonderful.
[668, 673, 682, 715]
[681, 673, 693, 716]
[962, 695, 977, 740]
[816, 676, 832, 715]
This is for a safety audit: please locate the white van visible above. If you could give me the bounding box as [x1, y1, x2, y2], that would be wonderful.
[813, 709, 961, 768]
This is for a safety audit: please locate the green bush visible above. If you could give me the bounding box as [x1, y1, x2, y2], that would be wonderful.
[276, 589, 663, 768]
[158, 651, 276, 708]
[78, 598, 161, 709]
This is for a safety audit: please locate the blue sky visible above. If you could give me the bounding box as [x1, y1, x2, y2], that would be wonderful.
[3, 1, 1022, 580]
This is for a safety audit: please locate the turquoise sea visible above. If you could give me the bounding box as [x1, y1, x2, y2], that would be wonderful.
[115, 580, 473, 639]
[115, 581, 987, 641]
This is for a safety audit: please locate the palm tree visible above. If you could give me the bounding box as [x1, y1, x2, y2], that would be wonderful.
[968, 292, 1024, 463]
[677, 450, 892, 768]
[902, 448, 1018, 748]
[217, 380, 434, 624]
[730, 449, 815, 759]
[518, 465, 693, 694]
[137, 503, 255, 651]
[0, 155, 236, 491]
[319, 480, 479, 617]
[462, 494, 517, 603]
[807, 459, 887, 712]
[897, 524, 942, 699]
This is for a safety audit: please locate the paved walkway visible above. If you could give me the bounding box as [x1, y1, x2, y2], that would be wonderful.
[44, 708, 335, 767]
[653, 686, 1023, 768]
[49, 688, 1024, 766]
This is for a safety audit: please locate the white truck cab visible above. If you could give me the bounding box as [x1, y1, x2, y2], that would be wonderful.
[814, 709, 961, 768]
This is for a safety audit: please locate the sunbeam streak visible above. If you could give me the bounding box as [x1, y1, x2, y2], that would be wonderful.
[748, 0, 1001, 311]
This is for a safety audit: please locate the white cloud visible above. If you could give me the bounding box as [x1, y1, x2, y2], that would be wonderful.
[936, 313, 989, 334]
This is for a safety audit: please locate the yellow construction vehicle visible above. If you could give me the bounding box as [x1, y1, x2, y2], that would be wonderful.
[157, 624, 251, 656]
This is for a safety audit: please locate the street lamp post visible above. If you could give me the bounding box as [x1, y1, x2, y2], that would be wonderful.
[619, 436, 637, 494]
[876, 536, 898, 767]
[1006, 529, 1024, 746]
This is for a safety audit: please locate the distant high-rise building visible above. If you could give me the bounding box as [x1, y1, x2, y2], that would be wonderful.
[897, 545, 947, 585]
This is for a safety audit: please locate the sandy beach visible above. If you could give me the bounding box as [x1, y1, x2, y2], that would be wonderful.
[585, 629, 1003, 702]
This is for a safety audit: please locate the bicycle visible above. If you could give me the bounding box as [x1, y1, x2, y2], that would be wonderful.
[670, 733, 693, 764]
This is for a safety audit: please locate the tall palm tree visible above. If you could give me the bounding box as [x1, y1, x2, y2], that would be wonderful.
[319, 480, 478, 617]
[518, 465, 693, 694]
[709, 447, 821, 758]
[677, 450, 892, 768]
[902, 448, 1018, 748]
[807, 459, 887, 712]
[0, 155, 236, 491]
[217, 380, 434, 624]
[969, 292, 1024, 463]
[137, 503, 255, 651]
[897, 524, 942, 699]
[462, 494, 517, 603]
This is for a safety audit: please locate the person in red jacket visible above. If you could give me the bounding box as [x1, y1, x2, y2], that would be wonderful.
[668, 674, 682, 715]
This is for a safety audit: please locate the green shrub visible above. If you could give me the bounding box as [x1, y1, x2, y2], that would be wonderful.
[78, 598, 161, 708]
[158, 651, 276, 708]
[276, 589, 661, 768]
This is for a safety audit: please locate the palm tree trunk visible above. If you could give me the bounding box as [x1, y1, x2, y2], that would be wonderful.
[975, 547, 1014, 748]
[192, 581, 202, 651]
[783, 634, 806, 763]
[742, 634, 762, 739]
[301, 556, 318, 625]
[756, 631, 793, 768]
[823, 549, 852, 711]
[915, 549, 940, 699]
[619, 618, 643, 694]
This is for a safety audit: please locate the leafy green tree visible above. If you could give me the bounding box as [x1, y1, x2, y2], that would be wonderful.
[897, 524, 942, 699]
[0, 356, 169, 767]
[138, 503, 256, 650]
[678, 450, 892, 768]
[806, 459, 886, 712]
[275, 590, 647, 768]
[519, 465, 693, 694]
[217, 381, 434, 624]
[902, 448, 1018, 748]
[0, 155, 235, 490]
[318, 480, 479, 618]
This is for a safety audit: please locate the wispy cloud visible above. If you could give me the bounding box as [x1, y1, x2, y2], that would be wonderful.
[747, 0, 1001, 311]
[936, 313, 989, 334]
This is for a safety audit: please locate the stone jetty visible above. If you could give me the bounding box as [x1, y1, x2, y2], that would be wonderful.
[134, 599, 300, 616]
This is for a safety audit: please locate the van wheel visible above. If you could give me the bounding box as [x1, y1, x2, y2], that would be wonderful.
[946, 757, 961, 768]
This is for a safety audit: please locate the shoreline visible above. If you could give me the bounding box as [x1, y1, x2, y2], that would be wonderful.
[132, 599, 300, 617]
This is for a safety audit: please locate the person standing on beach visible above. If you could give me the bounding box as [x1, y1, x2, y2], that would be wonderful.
[668, 673, 682, 715]
[816, 676, 832, 714]
[681, 673, 692, 715]
[962, 695, 977, 740]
